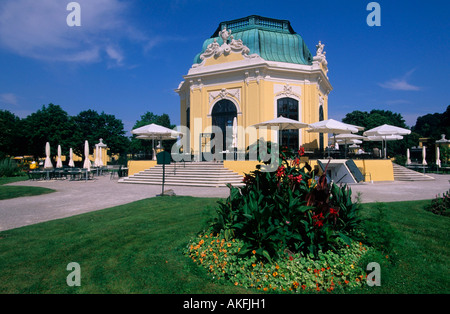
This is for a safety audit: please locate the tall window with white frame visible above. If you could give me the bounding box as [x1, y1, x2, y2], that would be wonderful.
[277, 97, 299, 152]
[211, 99, 237, 153]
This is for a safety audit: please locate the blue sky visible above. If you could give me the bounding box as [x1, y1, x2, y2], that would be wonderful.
[0, 0, 448, 135]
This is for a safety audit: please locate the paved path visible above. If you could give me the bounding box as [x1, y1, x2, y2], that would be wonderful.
[0, 173, 449, 232]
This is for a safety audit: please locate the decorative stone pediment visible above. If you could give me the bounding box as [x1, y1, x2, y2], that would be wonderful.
[274, 83, 301, 99]
[209, 88, 241, 105]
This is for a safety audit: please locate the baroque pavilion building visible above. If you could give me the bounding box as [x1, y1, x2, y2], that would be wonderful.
[175, 15, 332, 160]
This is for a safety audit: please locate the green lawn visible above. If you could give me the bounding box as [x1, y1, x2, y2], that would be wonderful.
[0, 196, 448, 294]
[0, 176, 55, 200]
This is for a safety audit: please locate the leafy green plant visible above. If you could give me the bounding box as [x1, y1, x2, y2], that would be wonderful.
[210, 148, 362, 261]
[426, 190, 450, 216]
[0, 158, 22, 177]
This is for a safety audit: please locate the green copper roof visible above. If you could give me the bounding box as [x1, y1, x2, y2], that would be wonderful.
[194, 15, 313, 65]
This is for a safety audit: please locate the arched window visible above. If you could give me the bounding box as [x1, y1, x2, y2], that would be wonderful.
[211, 99, 237, 151]
[277, 97, 299, 152]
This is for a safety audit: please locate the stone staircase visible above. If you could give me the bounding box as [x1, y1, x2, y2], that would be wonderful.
[118, 162, 245, 187]
[392, 163, 435, 181]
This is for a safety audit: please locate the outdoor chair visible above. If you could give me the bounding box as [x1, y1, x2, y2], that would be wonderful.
[67, 168, 82, 181]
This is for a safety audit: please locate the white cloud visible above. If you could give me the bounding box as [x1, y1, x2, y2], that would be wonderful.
[379, 69, 421, 91]
[0, 0, 152, 66]
[0, 93, 18, 105]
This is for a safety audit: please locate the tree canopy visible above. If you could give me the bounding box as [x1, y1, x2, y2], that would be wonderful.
[412, 105, 449, 141]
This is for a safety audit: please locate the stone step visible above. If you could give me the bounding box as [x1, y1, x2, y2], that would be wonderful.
[118, 178, 244, 187]
[392, 163, 434, 181]
[119, 162, 245, 187]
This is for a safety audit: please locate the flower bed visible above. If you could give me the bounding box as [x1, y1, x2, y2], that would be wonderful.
[185, 233, 371, 292]
[185, 145, 379, 293]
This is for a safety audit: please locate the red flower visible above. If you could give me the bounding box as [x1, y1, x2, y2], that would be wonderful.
[298, 147, 305, 156]
[312, 213, 324, 228]
[329, 208, 339, 216]
[276, 166, 285, 178]
[289, 255, 293, 261]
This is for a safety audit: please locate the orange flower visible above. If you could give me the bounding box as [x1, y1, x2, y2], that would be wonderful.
[252, 250, 256, 254]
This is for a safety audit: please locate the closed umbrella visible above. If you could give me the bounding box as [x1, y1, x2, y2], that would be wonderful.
[83, 140, 91, 170]
[94, 144, 100, 167]
[68, 148, 75, 167]
[436, 146, 441, 168]
[406, 148, 412, 165]
[56, 145, 63, 168]
[44, 142, 53, 169]
[232, 117, 238, 160]
[422, 146, 427, 165]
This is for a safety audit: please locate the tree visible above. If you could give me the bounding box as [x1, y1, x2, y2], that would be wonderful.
[22, 104, 74, 158]
[0, 110, 24, 158]
[412, 105, 450, 140]
[70, 109, 129, 157]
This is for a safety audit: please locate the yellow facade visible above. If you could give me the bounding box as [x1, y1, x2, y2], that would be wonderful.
[176, 16, 332, 160]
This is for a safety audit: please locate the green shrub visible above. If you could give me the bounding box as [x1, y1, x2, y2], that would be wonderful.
[426, 190, 450, 216]
[209, 147, 362, 261]
[0, 158, 22, 177]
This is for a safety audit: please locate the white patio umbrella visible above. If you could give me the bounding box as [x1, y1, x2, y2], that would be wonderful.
[132, 124, 183, 161]
[44, 142, 53, 169]
[363, 124, 411, 137]
[307, 119, 363, 157]
[366, 135, 403, 159]
[83, 140, 91, 170]
[251, 116, 310, 130]
[422, 146, 427, 165]
[56, 145, 63, 168]
[436, 146, 441, 168]
[364, 125, 410, 159]
[330, 134, 367, 158]
[68, 148, 75, 167]
[250, 116, 310, 148]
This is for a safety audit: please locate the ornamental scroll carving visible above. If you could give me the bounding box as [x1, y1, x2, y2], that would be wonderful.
[274, 83, 301, 99]
[196, 28, 258, 64]
[209, 88, 241, 104]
